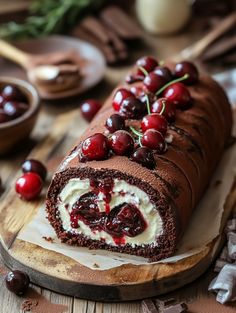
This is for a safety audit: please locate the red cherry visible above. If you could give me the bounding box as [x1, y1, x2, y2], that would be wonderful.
[136, 56, 158, 76]
[141, 114, 167, 135]
[5, 270, 30, 296]
[174, 61, 199, 84]
[141, 129, 166, 153]
[154, 66, 172, 82]
[105, 114, 125, 133]
[130, 86, 145, 98]
[3, 101, 28, 119]
[22, 159, 47, 181]
[119, 96, 146, 119]
[112, 88, 133, 111]
[143, 72, 167, 93]
[80, 99, 102, 122]
[130, 147, 156, 169]
[109, 130, 134, 156]
[80, 133, 109, 161]
[163, 82, 192, 109]
[151, 98, 176, 122]
[15, 172, 43, 200]
[2, 85, 26, 102]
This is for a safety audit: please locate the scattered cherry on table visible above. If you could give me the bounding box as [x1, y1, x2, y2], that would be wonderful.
[5, 270, 30, 296]
[15, 172, 43, 200]
[22, 159, 47, 181]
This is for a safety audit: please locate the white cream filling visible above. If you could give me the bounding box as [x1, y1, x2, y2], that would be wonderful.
[57, 178, 163, 247]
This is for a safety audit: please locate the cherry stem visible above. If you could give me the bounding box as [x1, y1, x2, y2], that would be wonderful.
[130, 126, 142, 137]
[138, 66, 149, 76]
[155, 74, 189, 96]
[145, 94, 151, 115]
[159, 99, 166, 115]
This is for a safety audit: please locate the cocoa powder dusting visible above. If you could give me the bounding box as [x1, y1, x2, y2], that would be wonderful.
[21, 288, 68, 313]
[188, 296, 236, 313]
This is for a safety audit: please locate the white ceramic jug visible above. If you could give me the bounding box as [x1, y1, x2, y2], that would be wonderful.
[136, 0, 192, 35]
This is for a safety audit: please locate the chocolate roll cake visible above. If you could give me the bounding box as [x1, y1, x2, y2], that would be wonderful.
[46, 57, 232, 261]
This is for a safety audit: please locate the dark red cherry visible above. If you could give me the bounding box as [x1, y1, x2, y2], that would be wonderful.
[22, 159, 47, 181]
[2, 85, 26, 102]
[80, 99, 102, 122]
[112, 88, 133, 111]
[141, 113, 167, 135]
[105, 114, 125, 133]
[5, 270, 30, 296]
[119, 96, 146, 119]
[141, 129, 166, 153]
[0, 109, 11, 123]
[151, 98, 176, 122]
[130, 147, 156, 169]
[154, 66, 172, 82]
[174, 61, 199, 84]
[130, 86, 145, 98]
[3, 101, 28, 119]
[163, 82, 192, 109]
[143, 72, 167, 93]
[109, 130, 134, 156]
[80, 133, 109, 161]
[136, 56, 158, 76]
[15, 172, 43, 200]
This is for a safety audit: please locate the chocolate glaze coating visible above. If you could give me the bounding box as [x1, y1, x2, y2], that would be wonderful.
[46, 73, 232, 261]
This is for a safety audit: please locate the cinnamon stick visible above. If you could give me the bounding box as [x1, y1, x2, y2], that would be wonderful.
[80, 16, 111, 44]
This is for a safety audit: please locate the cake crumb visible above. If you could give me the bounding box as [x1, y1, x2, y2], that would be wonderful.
[42, 236, 54, 243]
[93, 263, 100, 268]
[21, 299, 38, 311]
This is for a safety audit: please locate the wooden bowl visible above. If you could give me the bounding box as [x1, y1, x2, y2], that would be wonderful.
[0, 77, 40, 155]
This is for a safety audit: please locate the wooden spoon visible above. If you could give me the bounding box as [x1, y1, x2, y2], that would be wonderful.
[0, 39, 82, 94]
[171, 12, 236, 62]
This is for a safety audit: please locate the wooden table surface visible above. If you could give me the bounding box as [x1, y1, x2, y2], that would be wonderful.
[0, 16, 234, 313]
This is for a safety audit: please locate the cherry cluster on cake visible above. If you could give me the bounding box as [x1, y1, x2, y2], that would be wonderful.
[79, 56, 199, 169]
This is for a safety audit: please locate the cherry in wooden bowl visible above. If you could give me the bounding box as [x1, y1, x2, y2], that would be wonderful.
[0, 77, 40, 155]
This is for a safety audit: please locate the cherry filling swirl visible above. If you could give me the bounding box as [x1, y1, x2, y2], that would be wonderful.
[69, 178, 147, 242]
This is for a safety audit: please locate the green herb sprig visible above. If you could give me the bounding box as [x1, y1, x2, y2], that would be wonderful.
[0, 0, 105, 39]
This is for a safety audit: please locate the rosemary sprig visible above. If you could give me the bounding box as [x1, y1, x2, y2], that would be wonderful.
[0, 0, 105, 39]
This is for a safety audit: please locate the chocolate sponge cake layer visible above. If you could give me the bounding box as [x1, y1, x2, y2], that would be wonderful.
[46, 70, 232, 261]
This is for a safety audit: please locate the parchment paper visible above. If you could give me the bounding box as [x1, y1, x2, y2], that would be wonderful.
[17, 74, 236, 270]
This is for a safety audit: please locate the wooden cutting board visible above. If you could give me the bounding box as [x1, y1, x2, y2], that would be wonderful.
[0, 108, 235, 302]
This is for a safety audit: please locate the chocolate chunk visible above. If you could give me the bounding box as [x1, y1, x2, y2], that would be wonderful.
[162, 303, 188, 313]
[100, 6, 143, 40]
[141, 299, 158, 313]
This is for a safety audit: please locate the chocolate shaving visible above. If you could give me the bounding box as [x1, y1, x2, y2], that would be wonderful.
[42, 236, 54, 243]
[100, 6, 143, 40]
[21, 299, 38, 311]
